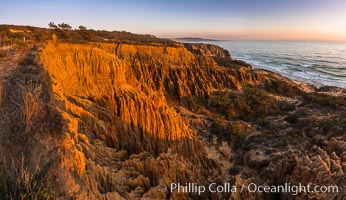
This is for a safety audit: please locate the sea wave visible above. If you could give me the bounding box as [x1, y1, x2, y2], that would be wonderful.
[210, 41, 346, 88]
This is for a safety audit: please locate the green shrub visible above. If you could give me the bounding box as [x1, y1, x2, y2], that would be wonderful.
[228, 166, 241, 175]
[209, 119, 252, 147]
[181, 96, 204, 112]
[304, 93, 346, 109]
[264, 79, 299, 97]
[209, 86, 295, 121]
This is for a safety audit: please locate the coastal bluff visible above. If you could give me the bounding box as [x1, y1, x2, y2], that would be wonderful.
[0, 33, 345, 199]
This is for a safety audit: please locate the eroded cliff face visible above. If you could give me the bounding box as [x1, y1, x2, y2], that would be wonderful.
[1, 40, 344, 200]
[39, 42, 346, 199]
[38, 43, 196, 199]
[37, 42, 243, 199]
[183, 43, 231, 58]
[93, 42, 260, 99]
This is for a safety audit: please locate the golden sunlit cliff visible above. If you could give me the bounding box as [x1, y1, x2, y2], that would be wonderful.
[0, 34, 345, 200]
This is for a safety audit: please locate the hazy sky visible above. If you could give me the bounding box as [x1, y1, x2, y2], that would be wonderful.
[1, 0, 346, 41]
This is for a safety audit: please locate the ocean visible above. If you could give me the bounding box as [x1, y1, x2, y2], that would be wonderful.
[207, 41, 346, 88]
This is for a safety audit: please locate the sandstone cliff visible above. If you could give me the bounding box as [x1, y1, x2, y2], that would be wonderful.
[0, 39, 344, 200]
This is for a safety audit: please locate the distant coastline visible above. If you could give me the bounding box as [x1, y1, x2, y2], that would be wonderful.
[173, 37, 228, 42]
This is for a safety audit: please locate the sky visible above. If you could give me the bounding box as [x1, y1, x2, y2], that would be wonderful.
[1, 0, 346, 41]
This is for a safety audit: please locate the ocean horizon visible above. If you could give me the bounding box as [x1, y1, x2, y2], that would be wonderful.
[205, 40, 346, 88]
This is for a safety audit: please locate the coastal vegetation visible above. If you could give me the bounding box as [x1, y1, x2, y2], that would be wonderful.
[0, 24, 175, 46]
[208, 86, 296, 121]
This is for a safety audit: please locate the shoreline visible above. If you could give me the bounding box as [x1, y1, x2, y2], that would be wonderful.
[251, 65, 346, 90]
[196, 40, 346, 90]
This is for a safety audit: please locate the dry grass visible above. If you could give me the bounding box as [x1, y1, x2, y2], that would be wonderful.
[0, 47, 63, 199]
[0, 68, 50, 199]
[0, 154, 55, 200]
[15, 81, 42, 134]
[2, 79, 43, 137]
